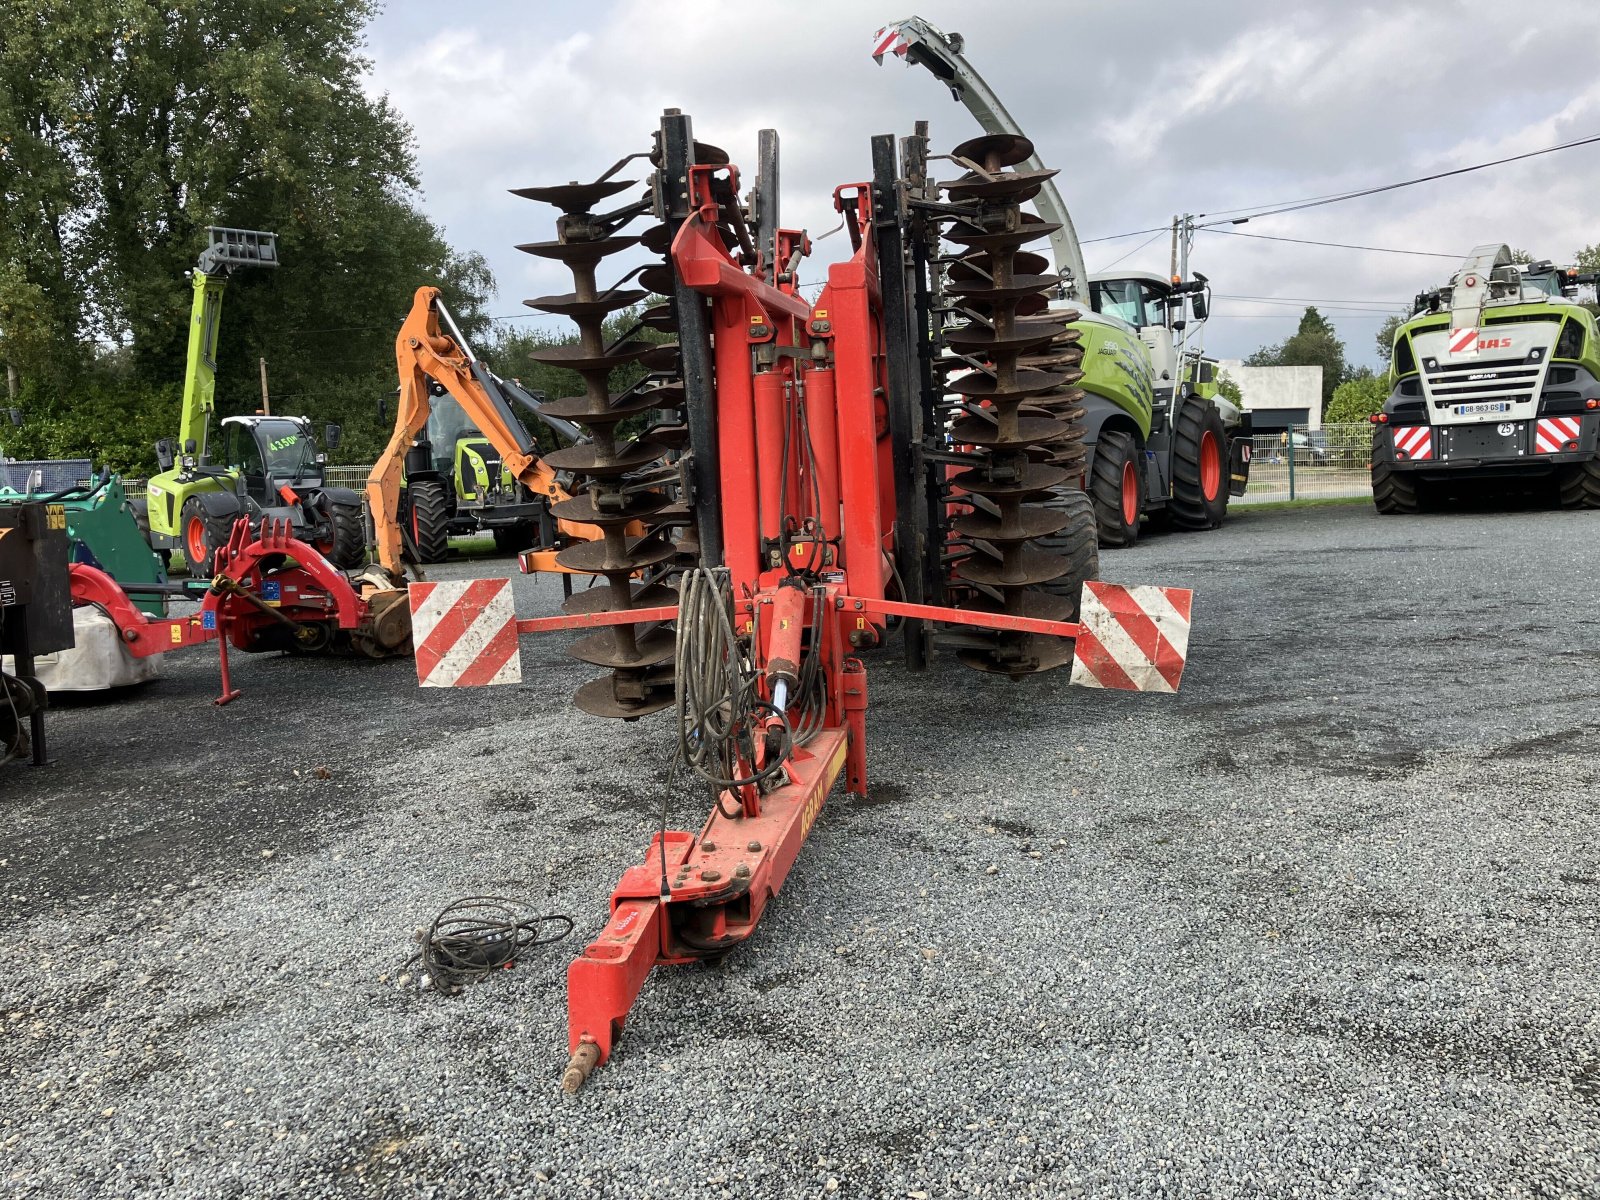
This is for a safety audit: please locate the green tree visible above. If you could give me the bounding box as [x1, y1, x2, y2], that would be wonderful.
[1325, 368, 1389, 424]
[1244, 306, 1347, 412]
[1374, 314, 1406, 366]
[0, 0, 490, 466]
[1215, 369, 1243, 405]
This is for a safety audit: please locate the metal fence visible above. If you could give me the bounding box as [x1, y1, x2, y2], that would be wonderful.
[112, 431, 1377, 508]
[1235, 422, 1372, 504]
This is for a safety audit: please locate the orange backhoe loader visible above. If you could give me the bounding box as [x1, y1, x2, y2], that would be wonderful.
[368, 286, 610, 578]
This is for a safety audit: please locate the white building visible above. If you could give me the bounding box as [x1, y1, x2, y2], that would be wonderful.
[1216, 361, 1322, 432]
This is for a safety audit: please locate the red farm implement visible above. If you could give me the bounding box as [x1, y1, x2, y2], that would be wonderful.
[408, 113, 1193, 1091]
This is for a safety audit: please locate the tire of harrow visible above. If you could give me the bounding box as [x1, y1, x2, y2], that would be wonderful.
[407, 479, 451, 562]
[1089, 428, 1142, 548]
[1371, 459, 1420, 515]
[1033, 488, 1099, 618]
[1168, 398, 1229, 531]
[1557, 453, 1600, 509]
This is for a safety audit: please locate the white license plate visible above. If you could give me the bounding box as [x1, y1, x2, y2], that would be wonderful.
[1455, 401, 1512, 416]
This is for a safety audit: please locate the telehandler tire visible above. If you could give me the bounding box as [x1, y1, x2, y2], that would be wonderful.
[180, 497, 234, 577]
[1558, 453, 1600, 509]
[1089, 428, 1142, 548]
[320, 499, 367, 570]
[1169, 399, 1229, 530]
[1371, 461, 1420, 514]
[407, 479, 451, 563]
[1035, 488, 1099, 619]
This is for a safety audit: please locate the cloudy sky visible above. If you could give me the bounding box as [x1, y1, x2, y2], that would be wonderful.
[365, 0, 1600, 368]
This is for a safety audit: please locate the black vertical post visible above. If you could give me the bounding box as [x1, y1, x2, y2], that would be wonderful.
[904, 124, 946, 631]
[659, 110, 723, 568]
[871, 133, 928, 671]
[756, 129, 780, 286]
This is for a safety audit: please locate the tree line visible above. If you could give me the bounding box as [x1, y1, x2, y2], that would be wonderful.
[0, 0, 494, 472]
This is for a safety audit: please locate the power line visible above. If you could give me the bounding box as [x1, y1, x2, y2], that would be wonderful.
[1213, 292, 1406, 309]
[1195, 132, 1600, 228]
[1091, 230, 1169, 273]
[1202, 228, 1465, 259]
[1081, 131, 1600, 244]
[1080, 226, 1167, 246]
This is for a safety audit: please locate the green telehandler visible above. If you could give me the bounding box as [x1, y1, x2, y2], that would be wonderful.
[142, 228, 365, 574]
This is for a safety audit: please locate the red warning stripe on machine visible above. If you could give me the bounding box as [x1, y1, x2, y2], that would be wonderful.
[871, 26, 909, 60]
[1448, 327, 1478, 356]
[408, 578, 521, 688]
[1069, 581, 1192, 693]
[1392, 425, 1433, 461]
[1535, 415, 1582, 454]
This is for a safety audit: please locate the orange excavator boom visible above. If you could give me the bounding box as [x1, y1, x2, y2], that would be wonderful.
[368, 286, 605, 578]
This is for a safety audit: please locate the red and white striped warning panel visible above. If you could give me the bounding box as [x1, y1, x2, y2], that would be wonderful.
[408, 578, 521, 688]
[1448, 327, 1479, 357]
[871, 26, 909, 61]
[1069, 581, 1192, 693]
[1535, 415, 1582, 454]
[1392, 425, 1433, 461]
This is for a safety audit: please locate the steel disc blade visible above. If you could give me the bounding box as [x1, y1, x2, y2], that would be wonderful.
[510, 179, 637, 210]
[952, 506, 1072, 543]
[957, 545, 1073, 588]
[948, 367, 1073, 401]
[525, 288, 648, 318]
[568, 625, 676, 670]
[949, 461, 1071, 497]
[527, 342, 655, 373]
[556, 533, 678, 575]
[949, 414, 1074, 449]
[544, 440, 671, 476]
[945, 273, 1062, 301]
[539, 390, 660, 422]
[941, 168, 1058, 201]
[951, 133, 1035, 169]
[551, 491, 671, 525]
[564, 582, 677, 616]
[573, 671, 675, 719]
[515, 235, 641, 263]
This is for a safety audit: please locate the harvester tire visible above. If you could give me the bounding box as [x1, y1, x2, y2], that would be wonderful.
[179, 497, 232, 577]
[492, 521, 537, 555]
[1035, 488, 1099, 619]
[1169, 399, 1229, 530]
[407, 480, 450, 563]
[322, 500, 367, 570]
[1557, 453, 1600, 509]
[1089, 429, 1142, 548]
[1371, 461, 1420, 514]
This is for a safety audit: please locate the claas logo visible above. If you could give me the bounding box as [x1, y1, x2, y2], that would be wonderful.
[1477, 338, 1513, 351]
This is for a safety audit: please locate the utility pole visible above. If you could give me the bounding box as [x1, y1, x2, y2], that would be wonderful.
[258, 357, 271, 415]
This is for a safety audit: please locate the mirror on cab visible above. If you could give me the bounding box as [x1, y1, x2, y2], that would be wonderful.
[155, 437, 177, 472]
[1191, 292, 1208, 320]
[324, 422, 343, 451]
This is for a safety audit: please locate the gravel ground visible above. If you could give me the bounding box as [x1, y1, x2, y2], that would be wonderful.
[2, 502, 1597, 1199]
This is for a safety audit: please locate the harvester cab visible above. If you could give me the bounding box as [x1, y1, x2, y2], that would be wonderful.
[1372, 242, 1600, 512]
[143, 228, 366, 575]
[873, 16, 1250, 547]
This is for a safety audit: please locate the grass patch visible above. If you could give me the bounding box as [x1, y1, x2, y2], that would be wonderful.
[1233, 495, 1372, 513]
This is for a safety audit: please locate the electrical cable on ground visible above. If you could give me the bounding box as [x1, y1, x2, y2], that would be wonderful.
[406, 896, 573, 994]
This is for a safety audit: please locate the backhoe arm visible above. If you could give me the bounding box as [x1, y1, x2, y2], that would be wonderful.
[368, 286, 590, 578]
